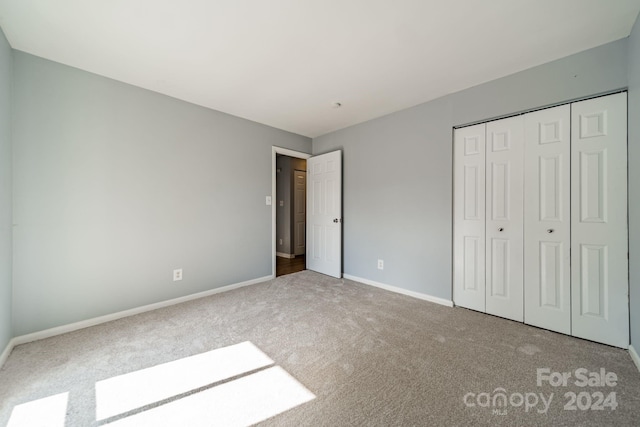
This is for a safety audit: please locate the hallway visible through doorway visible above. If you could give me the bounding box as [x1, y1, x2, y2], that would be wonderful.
[275, 153, 307, 277]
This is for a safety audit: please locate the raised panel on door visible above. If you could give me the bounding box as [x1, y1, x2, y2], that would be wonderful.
[453, 124, 486, 312]
[485, 116, 524, 322]
[306, 151, 342, 278]
[524, 105, 571, 334]
[571, 93, 628, 348]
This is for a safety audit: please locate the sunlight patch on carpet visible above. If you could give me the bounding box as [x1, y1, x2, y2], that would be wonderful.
[95, 341, 274, 420]
[103, 366, 315, 426]
[7, 392, 68, 427]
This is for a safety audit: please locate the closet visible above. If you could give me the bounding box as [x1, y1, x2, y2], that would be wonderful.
[453, 92, 629, 349]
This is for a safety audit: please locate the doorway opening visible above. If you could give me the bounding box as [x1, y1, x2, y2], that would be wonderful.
[272, 147, 311, 277]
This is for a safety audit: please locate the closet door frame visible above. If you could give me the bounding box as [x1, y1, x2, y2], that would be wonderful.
[452, 91, 629, 349]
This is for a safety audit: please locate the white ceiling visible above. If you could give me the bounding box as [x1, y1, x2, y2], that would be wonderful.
[0, 1, 639, 138]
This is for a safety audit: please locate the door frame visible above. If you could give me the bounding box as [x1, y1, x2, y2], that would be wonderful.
[272, 146, 311, 278]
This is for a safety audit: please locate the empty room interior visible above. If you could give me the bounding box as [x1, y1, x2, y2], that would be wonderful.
[2, 1, 640, 425]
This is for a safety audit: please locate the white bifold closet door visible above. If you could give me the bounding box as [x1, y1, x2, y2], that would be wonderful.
[453, 124, 486, 312]
[570, 93, 628, 348]
[453, 93, 629, 348]
[485, 116, 524, 322]
[524, 105, 571, 334]
[453, 116, 524, 322]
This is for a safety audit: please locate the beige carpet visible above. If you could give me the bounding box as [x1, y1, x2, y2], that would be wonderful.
[1, 270, 639, 426]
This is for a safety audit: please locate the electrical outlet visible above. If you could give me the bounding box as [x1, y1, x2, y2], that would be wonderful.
[266, 196, 272, 206]
[279, 238, 283, 245]
[377, 259, 384, 270]
[173, 268, 183, 281]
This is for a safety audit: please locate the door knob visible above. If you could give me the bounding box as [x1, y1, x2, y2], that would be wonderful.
[333, 218, 342, 223]
[498, 227, 504, 232]
[547, 229, 554, 233]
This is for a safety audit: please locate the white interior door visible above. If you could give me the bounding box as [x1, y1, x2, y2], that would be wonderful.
[453, 124, 486, 312]
[571, 93, 629, 348]
[485, 116, 524, 322]
[524, 105, 571, 334]
[294, 170, 306, 256]
[306, 151, 342, 278]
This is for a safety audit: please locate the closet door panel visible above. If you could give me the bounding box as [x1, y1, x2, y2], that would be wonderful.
[524, 105, 571, 334]
[485, 116, 524, 322]
[571, 93, 628, 348]
[453, 124, 486, 312]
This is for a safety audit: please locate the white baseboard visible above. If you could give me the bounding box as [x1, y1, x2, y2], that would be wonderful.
[0, 337, 17, 370]
[630, 345, 640, 373]
[276, 252, 295, 259]
[343, 274, 453, 307]
[10, 275, 273, 349]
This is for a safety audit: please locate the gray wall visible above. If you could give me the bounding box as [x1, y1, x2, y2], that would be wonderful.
[629, 16, 640, 351]
[313, 39, 628, 300]
[12, 52, 311, 336]
[0, 29, 12, 351]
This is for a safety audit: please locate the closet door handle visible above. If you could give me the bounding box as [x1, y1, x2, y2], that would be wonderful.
[498, 227, 504, 232]
[547, 229, 554, 234]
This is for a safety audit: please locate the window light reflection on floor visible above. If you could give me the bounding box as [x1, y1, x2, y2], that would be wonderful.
[7, 392, 69, 427]
[104, 366, 315, 427]
[7, 341, 314, 427]
[95, 341, 315, 426]
[95, 341, 274, 420]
